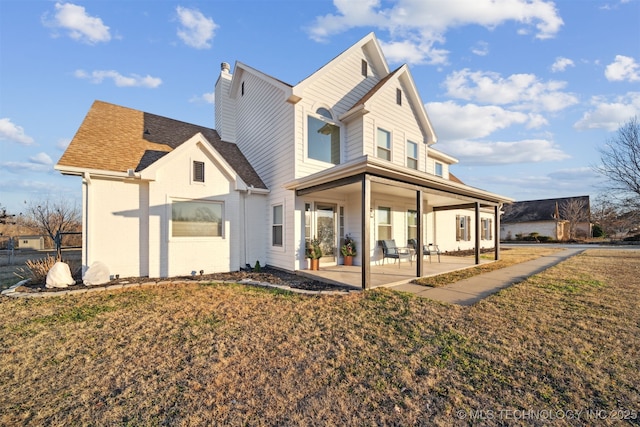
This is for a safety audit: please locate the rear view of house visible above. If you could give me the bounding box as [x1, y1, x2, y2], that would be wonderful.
[57, 33, 512, 288]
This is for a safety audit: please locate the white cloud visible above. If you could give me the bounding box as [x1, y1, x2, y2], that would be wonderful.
[190, 92, 215, 104]
[0, 118, 34, 145]
[471, 41, 489, 56]
[605, 55, 640, 82]
[29, 152, 53, 166]
[443, 69, 578, 112]
[44, 2, 111, 44]
[441, 138, 570, 165]
[74, 69, 162, 88]
[426, 101, 546, 140]
[1, 161, 52, 173]
[574, 92, 640, 131]
[308, 0, 563, 64]
[176, 6, 217, 49]
[551, 57, 574, 72]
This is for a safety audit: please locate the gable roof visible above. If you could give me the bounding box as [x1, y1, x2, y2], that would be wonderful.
[56, 100, 267, 190]
[502, 196, 590, 223]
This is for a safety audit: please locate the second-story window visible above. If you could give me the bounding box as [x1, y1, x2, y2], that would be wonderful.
[377, 128, 391, 161]
[435, 161, 443, 177]
[407, 141, 418, 169]
[307, 108, 340, 165]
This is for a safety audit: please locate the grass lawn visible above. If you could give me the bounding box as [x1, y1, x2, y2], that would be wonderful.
[1, 248, 639, 425]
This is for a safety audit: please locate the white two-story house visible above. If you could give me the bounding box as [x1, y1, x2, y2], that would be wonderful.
[57, 33, 512, 289]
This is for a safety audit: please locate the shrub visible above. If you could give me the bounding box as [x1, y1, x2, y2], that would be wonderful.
[14, 255, 58, 283]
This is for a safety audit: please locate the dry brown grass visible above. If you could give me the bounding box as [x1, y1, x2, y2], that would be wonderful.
[415, 246, 564, 287]
[1, 249, 639, 426]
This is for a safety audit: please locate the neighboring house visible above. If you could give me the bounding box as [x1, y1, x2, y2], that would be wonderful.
[18, 235, 45, 250]
[501, 196, 591, 241]
[56, 33, 512, 288]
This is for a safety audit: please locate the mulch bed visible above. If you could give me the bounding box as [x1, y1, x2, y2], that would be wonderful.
[14, 266, 353, 293]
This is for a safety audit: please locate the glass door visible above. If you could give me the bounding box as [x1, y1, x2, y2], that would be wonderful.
[316, 204, 336, 262]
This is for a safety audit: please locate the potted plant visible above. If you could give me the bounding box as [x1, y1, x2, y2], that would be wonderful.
[341, 234, 357, 266]
[306, 237, 322, 270]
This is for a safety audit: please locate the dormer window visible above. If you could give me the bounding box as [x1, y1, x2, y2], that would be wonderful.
[307, 108, 341, 165]
[193, 161, 205, 182]
[361, 59, 368, 77]
[435, 161, 443, 177]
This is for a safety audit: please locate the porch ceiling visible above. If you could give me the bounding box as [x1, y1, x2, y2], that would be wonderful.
[286, 156, 513, 208]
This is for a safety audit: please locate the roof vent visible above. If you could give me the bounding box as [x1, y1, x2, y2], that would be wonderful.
[221, 62, 231, 73]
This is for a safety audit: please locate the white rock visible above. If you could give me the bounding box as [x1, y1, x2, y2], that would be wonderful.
[83, 261, 110, 286]
[45, 262, 75, 288]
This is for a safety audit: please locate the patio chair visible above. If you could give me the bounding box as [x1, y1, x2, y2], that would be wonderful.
[408, 239, 442, 263]
[379, 240, 412, 267]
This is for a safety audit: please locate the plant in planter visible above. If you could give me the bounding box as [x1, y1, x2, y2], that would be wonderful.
[306, 237, 322, 270]
[341, 234, 357, 266]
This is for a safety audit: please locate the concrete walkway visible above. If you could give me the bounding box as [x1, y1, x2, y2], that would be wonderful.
[391, 247, 585, 306]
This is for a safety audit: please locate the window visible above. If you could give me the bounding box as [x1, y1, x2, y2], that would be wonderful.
[304, 203, 311, 241]
[396, 88, 402, 105]
[377, 128, 391, 161]
[307, 109, 340, 164]
[272, 204, 283, 246]
[407, 210, 417, 240]
[361, 59, 368, 77]
[482, 218, 493, 240]
[193, 161, 205, 182]
[407, 141, 418, 169]
[456, 215, 471, 241]
[241, 81, 245, 96]
[435, 161, 443, 177]
[377, 207, 392, 240]
[172, 200, 222, 237]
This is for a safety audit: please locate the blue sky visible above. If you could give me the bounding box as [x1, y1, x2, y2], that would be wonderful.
[1, 0, 639, 215]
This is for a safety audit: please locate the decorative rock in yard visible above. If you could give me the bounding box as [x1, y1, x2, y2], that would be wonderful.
[45, 262, 75, 288]
[83, 261, 110, 286]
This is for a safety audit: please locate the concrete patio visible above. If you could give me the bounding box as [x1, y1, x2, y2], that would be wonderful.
[298, 254, 494, 289]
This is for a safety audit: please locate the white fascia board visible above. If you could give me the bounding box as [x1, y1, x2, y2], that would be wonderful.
[230, 61, 295, 103]
[293, 32, 389, 98]
[54, 164, 132, 179]
[397, 65, 437, 145]
[139, 132, 248, 190]
[428, 146, 459, 164]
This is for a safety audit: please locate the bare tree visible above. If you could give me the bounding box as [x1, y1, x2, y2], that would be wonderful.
[591, 194, 640, 239]
[21, 197, 81, 259]
[595, 117, 640, 206]
[559, 198, 589, 240]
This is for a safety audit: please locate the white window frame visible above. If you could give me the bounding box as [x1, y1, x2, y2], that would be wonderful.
[482, 218, 493, 240]
[377, 128, 391, 161]
[272, 204, 284, 247]
[377, 206, 392, 240]
[435, 161, 444, 177]
[305, 108, 342, 166]
[407, 140, 418, 170]
[170, 199, 224, 239]
[456, 214, 471, 242]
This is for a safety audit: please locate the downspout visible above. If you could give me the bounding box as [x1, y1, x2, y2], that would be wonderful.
[82, 172, 92, 272]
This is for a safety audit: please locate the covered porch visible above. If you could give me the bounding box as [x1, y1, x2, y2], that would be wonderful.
[298, 253, 494, 289]
[286, 156, 513, 290]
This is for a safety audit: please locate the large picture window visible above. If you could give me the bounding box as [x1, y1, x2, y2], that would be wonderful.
[377, 128, 391, 161]
[307, 108, 340, 164]
[172, 200, 222, 237]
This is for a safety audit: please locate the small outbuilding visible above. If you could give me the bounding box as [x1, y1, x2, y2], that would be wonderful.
[19, 235, 45, 250]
